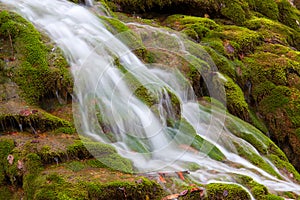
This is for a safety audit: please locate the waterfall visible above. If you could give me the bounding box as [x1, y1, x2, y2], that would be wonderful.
[1, 0, 300, 197]
[84, 0, 93, 6]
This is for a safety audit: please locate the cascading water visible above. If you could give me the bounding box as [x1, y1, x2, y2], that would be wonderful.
[1, 0, 300, 198]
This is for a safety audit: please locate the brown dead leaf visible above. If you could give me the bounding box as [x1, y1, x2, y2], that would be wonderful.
[161, 194, 180, 200]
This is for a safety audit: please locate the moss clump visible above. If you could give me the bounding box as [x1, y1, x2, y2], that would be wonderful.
[223, 75, 250, 121]
[259, 86, 290, 114]
[64, 161, 85, 172]
[277, 0, 300, 30]
[206, 183, 251, 200]
[249, 0, 279, 20]
[66, 140, 93, 160]
[165, 14, 220, 30]
[39, 145, 67, 165]
[268, 154, 300, 182]
[202, 46, 236, 79]
[54, 127, 76, 134]
[0, 186, 13, 200]
[23, 153, 43, 199]
[164, 15, 220, 42]
[30, 172, 88, 200]
[67, 139, 133, 173]
[218, 25, 263, 55]
[86, 178, 164, 200]
[220, 0, 248, 25]
[0, 138, 15, 185]
[244, 17, 300, 50]
[236, 175, 285, 199]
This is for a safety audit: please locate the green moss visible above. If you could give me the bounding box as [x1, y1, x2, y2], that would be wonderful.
[31, 173, 88, 200]
[0, 138, 15, 185]
[220, 1, 247, 25]
[203, 46, 236, 78]
[206, 183, 251, 200]
[164, 15, 220, 42]
[86, 178, 164, 200]
[0, 110, 72, 133]
[268, 154, 300, 182]
[125, 134, 151, 154]
[244, 17, 300, 50]
[248, 108, 268, 134]
[100, 16, 148, 60]
[0, 11, 72, 104]
[0, 186, 13, 200]
[86, 159, 106, 168]
[250, 0, 279, 20]
[218, 25, 263, 55]
[225, 112, 300, 182]
[23, 153, 43, 199]
[64, 161, 85, 172]
[285, 88, 300, 127]
[55, 127, 76, 134]
[259, 86, 290, 114]
[177, 118, 225, 161]
[66, 140, 92, 160]
[277, 0, 300, 30]
[67, 140, 133, 173]
[296, 128, 300, 140]
[234, 141, 279, 177]
[224, 75, 250, 120]
[243, 50, 300, 89]
[252, 81, 276, 104]
[236, 175, 285, 199]
[39, 145, 66, 165]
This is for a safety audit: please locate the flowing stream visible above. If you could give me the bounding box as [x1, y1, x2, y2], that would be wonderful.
[1, 0, 300, 198]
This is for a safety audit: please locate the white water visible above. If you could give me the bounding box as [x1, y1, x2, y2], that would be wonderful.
[2, 0, 300, 197]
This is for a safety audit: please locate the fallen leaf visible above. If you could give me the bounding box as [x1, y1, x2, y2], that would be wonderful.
[190, 186, 205, 193]
[20, 109, 31, 116]
[7, 154, 14, 165]
[179, 189, 188, 196]
[158, 173, 166, 183]
[17, 160, 23, 170]
[176, 171, 185, 180]
[161, 194, 180, 200]
[158, 175, 166, 183]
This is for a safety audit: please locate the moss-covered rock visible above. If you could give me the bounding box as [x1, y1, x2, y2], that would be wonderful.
[86, 178, 164, 200]
[100, 16, 149, 60]
[244, 17, 300, 50]
[0, 11, 72, 105]
[277, 0, 300, 30]
[248, 0, 279, 20]
[220, 0, 248, 25]
[0, 110, 73, 133]
[67, 139, 133, 173]
[0, 138, 15, 185]
[223, 75, 250, 121]
[206, 183, 251, 200]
